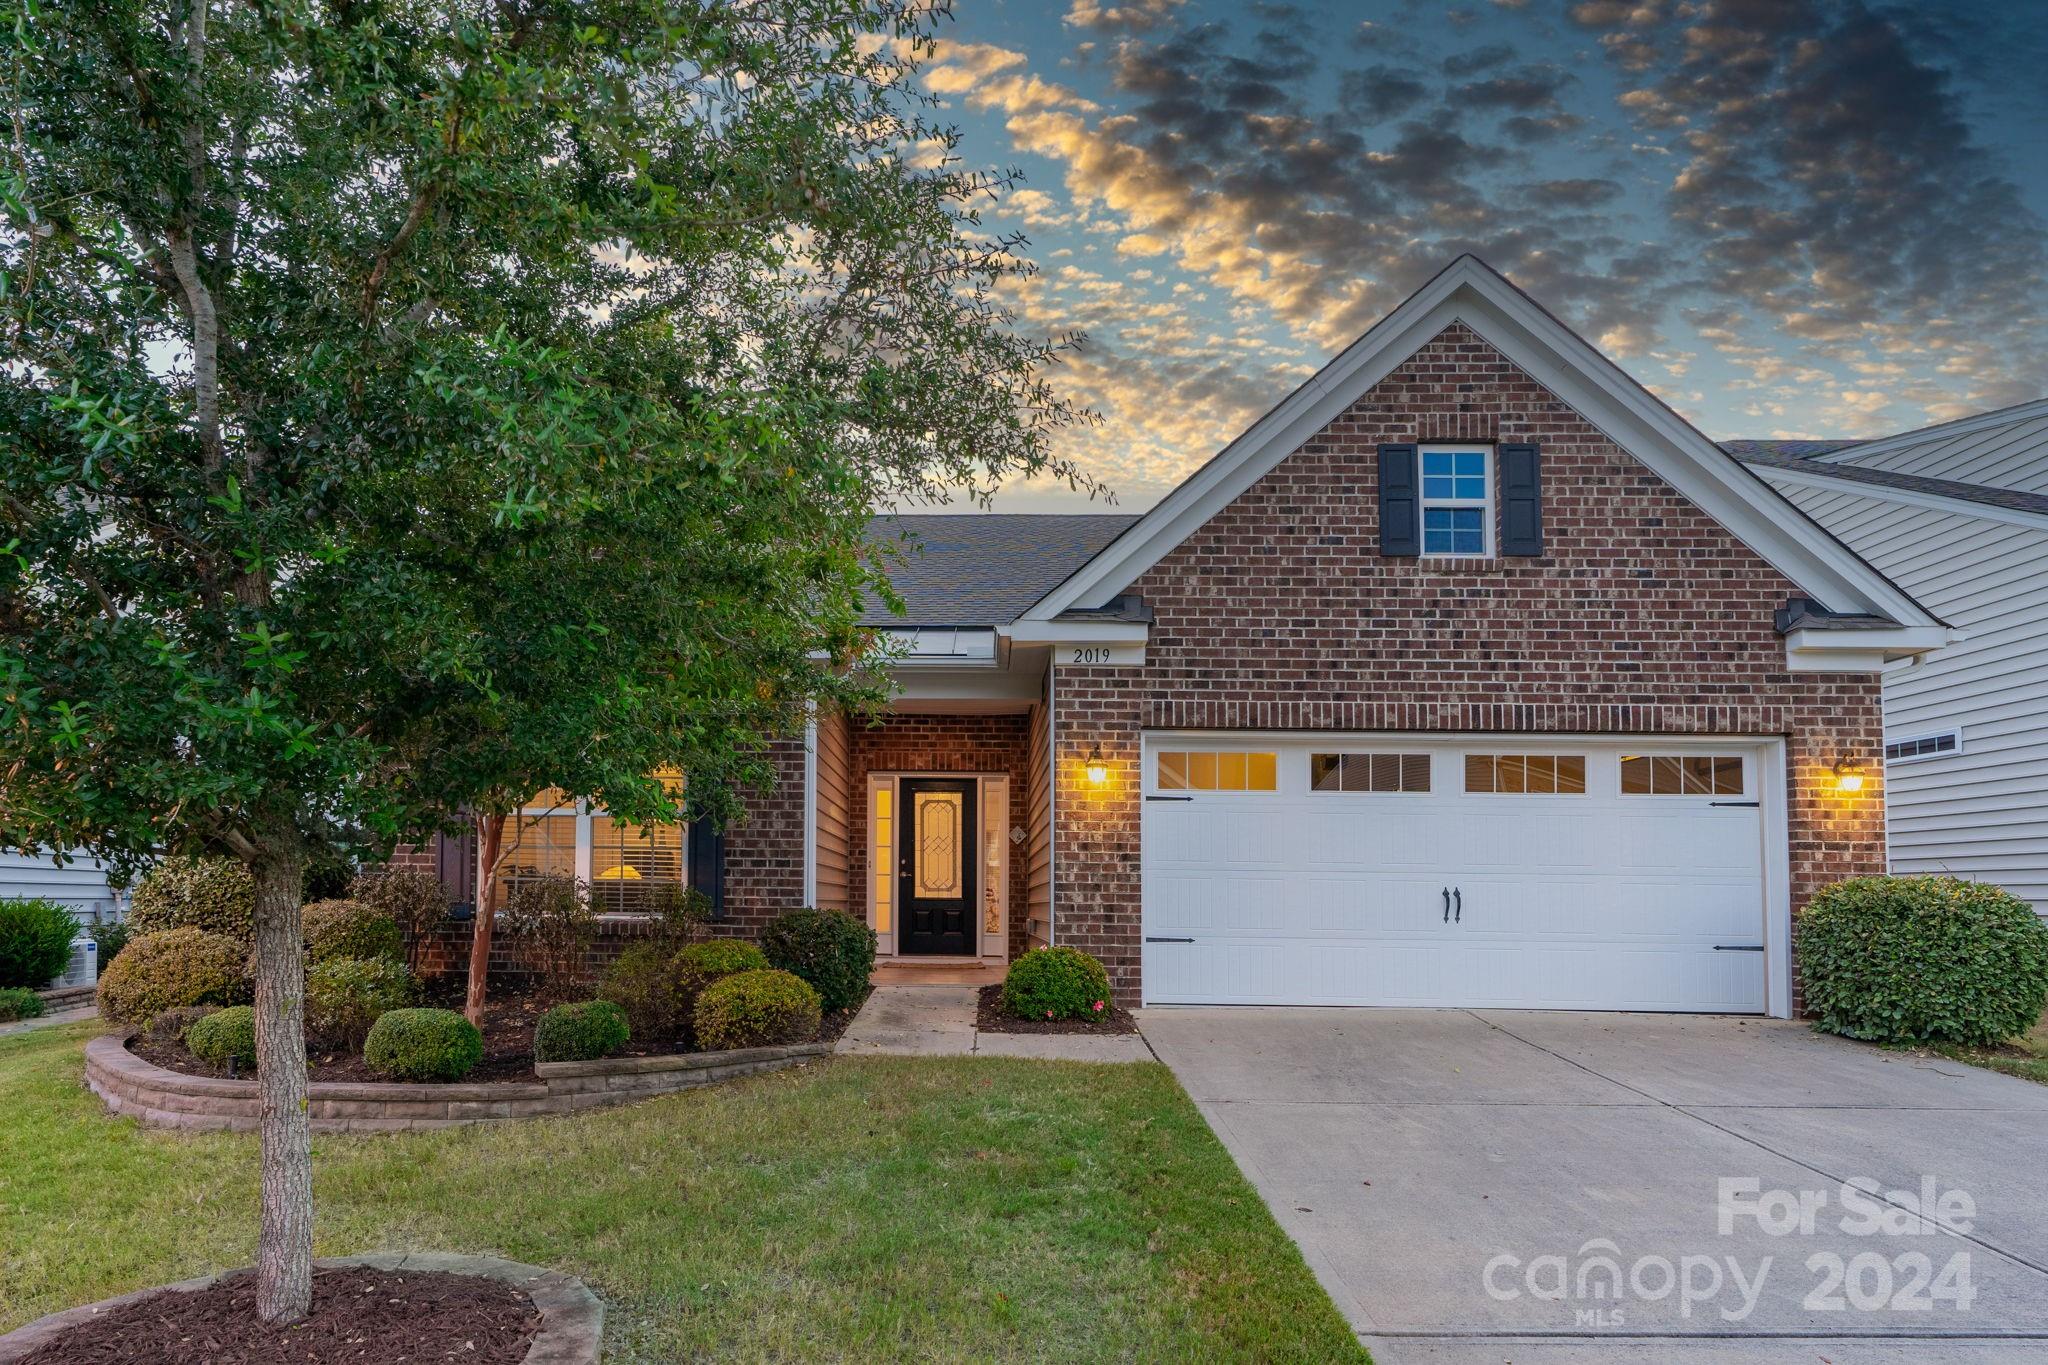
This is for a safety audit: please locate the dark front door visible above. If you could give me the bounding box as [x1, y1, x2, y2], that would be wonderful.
[898, 778, 977, 955]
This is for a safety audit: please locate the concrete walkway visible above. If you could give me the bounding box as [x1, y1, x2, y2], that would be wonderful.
[836, 984, 1152, 1062]
[0, 1005, 95, 1040]
[1144, 1007, 2048, 1364]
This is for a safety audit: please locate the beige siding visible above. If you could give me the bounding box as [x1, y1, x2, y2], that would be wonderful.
[1774, 478, 2048, 911]
[812, 709, 852, 913]
[1026, 693, 1052, 949]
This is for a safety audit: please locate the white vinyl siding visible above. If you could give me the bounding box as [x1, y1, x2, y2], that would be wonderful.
[1772, 478, 2048, 911]
[0, 850, 125, 923]
[1822, 408, 2048, 495]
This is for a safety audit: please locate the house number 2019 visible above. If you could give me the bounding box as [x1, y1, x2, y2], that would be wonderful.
[1070, 647, 1113, 664]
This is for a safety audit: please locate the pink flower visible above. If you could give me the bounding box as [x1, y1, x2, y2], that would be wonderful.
[1092, 1000, 1104, 1012]
[1046, 1009, 1054, 1018]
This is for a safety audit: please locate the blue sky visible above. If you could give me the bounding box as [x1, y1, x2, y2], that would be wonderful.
[912, 0, 2048, 511]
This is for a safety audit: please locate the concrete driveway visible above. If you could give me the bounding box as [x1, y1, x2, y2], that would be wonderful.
[1140, 1008, 2048, 1364]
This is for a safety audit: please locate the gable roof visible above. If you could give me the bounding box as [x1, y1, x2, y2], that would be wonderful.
[864, 513, 1139, 628]
[1802, 396, 2048, 467]
[1018, 255, 1939, 632]
[1735, 449, 2048, 527]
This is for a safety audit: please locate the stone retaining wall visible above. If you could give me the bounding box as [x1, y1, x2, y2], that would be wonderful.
[85, 1033, 829, 1133]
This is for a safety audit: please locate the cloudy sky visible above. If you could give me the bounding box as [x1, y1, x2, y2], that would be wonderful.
[917, 0, 2048, 511]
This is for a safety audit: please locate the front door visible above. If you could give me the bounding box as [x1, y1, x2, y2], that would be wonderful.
[898, 778, 977, 955]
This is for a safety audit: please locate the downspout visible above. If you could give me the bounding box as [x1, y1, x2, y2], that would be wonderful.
[802, 710, 818, 908]
[1046, 660, 1056, 947]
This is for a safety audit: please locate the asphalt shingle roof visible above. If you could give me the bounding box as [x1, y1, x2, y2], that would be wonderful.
[1730, 447, 2048, 520]
[1719, 438, 1865, 460]
[863, 513, 1141, 627]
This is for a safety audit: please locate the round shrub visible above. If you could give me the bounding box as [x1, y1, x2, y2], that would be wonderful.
[671, 940, 770, 1027]
[95, 927, 252, 1026]
[1003, 946, 1113, 1022]
[306, 955, 413, 1050]
[599, 944, 686, 1046]
[362, 1008, 484, 1082]
[301, 899, 404, 965]
[0, 986, 44, 1022]
[761, 908, 876, 1014]
[186, 1005, 258, 1070]
[0, 897, 79, 989]
[127, 857, 255, 943]
[535, 999, 631, 1063]
[1801, 875, 2048, 1046]
[693, 968, 822, 1051]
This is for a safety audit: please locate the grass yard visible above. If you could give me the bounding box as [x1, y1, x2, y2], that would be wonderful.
[0, 1022, 1364, 1362]
[1921, 1012, 2048, 1087]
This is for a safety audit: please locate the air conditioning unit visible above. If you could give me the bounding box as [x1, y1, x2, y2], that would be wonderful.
[51, 934, 99, 990]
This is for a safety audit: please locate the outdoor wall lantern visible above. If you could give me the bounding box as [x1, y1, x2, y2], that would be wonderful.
[1833, 760, 1866, 794]
[1084, 744, 1109, 786]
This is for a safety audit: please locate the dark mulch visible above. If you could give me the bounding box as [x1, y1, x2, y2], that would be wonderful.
[976, 983, 1139, 1035]
[132, 982, 870, 1084]
[16, 1266, 540, 1365]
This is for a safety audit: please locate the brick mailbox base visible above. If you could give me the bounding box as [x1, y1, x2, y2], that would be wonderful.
[85, 1032, 830, 1134]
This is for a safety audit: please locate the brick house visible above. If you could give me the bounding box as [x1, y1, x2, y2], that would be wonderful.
[411, 257, 1948, 1016]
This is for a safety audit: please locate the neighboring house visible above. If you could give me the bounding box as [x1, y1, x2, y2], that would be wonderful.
[0, 850, 126, 925]
[1732, 401, 2048, 913]
[410, 257, 1948, 1018]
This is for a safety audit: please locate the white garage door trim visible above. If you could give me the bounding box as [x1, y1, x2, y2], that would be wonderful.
[1140, 732, 1793, 1018]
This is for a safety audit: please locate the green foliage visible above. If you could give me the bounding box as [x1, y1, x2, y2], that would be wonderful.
[0, 986, 43, 1022]
[672, 940, 771, 1040]
[185, 1006, 258, 1071]
[761, 908, 876, 1014]
[306, 956, 414, 1051]
[693, 970, 822, 1052]
[142, 1005, 218, 1046]
[1800, 876, 2048, 1046]
[89, 921, 130, 974]
[349, 868, 450, 976]
[94, 928, 251, 1027]
[301, 899, 404, 966]
[0, 898, 78, 989]
[502, 876, 596, 1002]
[124, 860, 255, 945]
[363, 1009, 485, 1083]
[599, 944, 688, 1048]
[1003, 947, 1114, 1022]
[641, 885, 715, 954]
[535, 1000, 632, 1064]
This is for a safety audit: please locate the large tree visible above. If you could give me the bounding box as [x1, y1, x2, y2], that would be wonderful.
[0, 0, 1088, 1323]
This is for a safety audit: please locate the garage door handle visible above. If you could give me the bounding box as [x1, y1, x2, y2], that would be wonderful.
[1145, 794, 1194, 802]
[1442, 887, 1451, 923]
[1710, 800, 1760, 807]
[1713, 944, 1765, 952]
[1454, 887, 1462, 923]
[1145, 936, 1194, 944]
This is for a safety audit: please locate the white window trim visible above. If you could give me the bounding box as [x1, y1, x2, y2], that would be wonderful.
[1616, 753, 1750, 799]
[489, 795, 686, 918]
[1884, 727, 1964, 765]
[1419, 443, 1494, 559]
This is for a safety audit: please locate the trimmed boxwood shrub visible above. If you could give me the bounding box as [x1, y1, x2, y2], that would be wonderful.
[127, 857, 255, 943]
[95, 927, 252, 1026]
[0, 897, 78, 989]
[186, 1005, 258, 1070]
[671, 940, 770, 1036]
[0, 986, 44, 1022]
[1801, 875, 2048, 1046]
[599, 944, 686, 1046]
[693, 968, 822, 1051]
[306, 956, 413, 1050]
[535, 999, 631, 1062]
[362, 1008, 484, 1082]
[302, 899, 404, 965]
[761, 908, 876, 1013]
[1003, 946, 1113, 1021]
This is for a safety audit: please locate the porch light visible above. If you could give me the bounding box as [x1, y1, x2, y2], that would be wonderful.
[1832, 761, 1866, 794]
[1084, 744, 1109, 787]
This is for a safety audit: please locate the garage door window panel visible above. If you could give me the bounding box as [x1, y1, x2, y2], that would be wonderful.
[1154, 750, 1278, 792]
[1310, 752, 1431, 793]
[1621, 754, 1744, 796]
[1464, 754, 1587, 794]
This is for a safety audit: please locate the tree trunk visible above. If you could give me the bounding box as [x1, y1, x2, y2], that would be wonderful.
[249, 839, 313, 1324]
[464, 813, 506, 1027]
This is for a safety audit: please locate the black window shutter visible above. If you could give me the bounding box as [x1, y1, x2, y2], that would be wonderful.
[1500, 442, 1543, 556]
[687, 821, 727, 920]
[433, 825, 477, 912]
[1378, 443, 1420, 556]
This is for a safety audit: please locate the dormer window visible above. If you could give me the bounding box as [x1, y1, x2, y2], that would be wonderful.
[1420, 446, 1492, 556]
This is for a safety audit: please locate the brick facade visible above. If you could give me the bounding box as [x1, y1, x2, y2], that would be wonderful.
[1051, 323, 1887, 1001]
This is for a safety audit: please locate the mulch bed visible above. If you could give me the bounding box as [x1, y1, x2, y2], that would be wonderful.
[16, 1266, 539, 1365]
[976, 983, 1139, 1035]
[131, 983, 869, 1084]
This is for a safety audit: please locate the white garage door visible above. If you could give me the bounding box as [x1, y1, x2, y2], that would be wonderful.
[1141, 738, 1774, 1013]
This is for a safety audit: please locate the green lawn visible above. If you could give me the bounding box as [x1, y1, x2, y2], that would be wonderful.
[0, 1022, 1363, 1362]
[1922, 1013, 2048, 1086]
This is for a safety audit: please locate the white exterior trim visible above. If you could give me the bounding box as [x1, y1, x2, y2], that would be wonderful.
[1752, 461, 2048, 533]
[865, 770, 1010, 963]
[801, 714, 819, 907]
[1019, 256, 1939, 639]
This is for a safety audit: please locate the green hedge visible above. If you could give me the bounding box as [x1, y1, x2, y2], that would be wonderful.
[693, 969, 821, 1051]
[599, 944, 686, 1047]
[761, 908, 875, 1013]
[535, 999, 631, 1062]
[0, 986, 44, 1022]
[127, 857, 255, 943]
[1003, 946, 1113, 1021]
[0, 897, 78, 989]
[302, 899, 404, 965]
[363, 1008, 485, 1082]
[95, 927, 251, 1026]
[186, 1005, 258, 1070]
[306, 955, 412, 1050]
[1800, 875, 2048, 1045]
